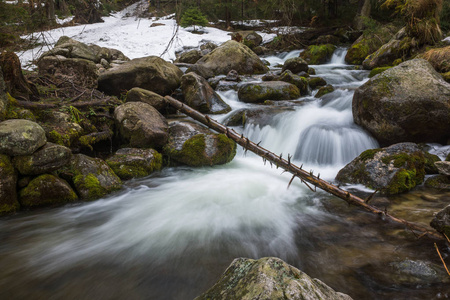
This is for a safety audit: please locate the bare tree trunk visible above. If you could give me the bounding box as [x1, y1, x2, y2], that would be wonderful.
[46, 0, 56, 23]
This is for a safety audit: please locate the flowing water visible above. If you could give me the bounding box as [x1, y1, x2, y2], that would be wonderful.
[1, 50, 450, 300]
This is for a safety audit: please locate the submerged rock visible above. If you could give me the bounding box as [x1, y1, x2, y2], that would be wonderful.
[195, 257, 353, 300]
[0, 119, 46, 156]
[431, 205, 450, 237]
[238, 81, 300, 103]
[336, 143, 426, 195]
[106, 148, 162, 180]
[0, 154, 19, 214]
[163, 121, 236, 167]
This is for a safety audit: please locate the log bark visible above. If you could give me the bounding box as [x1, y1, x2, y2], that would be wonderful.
[164, 95, 444, 241]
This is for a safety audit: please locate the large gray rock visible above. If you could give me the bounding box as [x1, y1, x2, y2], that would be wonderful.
[18, 174, 78, 208]
[195, 257, 353, 300]
[238, 81, 300, 103]
[0, 119, 46, 156]
[190, 40, 269, 79]
[282, 57, 309, 74]
[12, 142, 72, 175]
[430, 205, 450, 238]
[106, 148, 162, 180]
[98, 56, 183, 96]
[0, 154, 19, 214]
[126, 87, 166, 113]
[353, 59, 450, 146]
[336, 143, 426, 195]
[68, 154, 122, 200]
[163, 121, 236, 167]
[114, 102, 169, 149]
[181, 72, 231, 114]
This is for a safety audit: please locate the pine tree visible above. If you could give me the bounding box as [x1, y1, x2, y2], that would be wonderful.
[180, 7, 208, 32]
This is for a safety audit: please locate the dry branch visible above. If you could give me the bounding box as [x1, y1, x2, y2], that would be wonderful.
[164, 95, 445, 241]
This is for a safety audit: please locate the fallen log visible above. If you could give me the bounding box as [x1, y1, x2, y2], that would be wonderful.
[164, 95, 444, 241]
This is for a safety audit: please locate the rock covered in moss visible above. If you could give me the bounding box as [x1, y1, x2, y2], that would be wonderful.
[114, 102, 169, 150]
[18, 174, 77, 208]
[106, 148, 162, 180]
[0, 119, 46, 156]
[0, 154, 19, 214]
[163, 121, 236, 167]
[39, 111, 84, 149]
[424, 175, 450, 190]
[281, 57, 309, 74]
[98, 56, 183, 96]
[315, 85, 334, 98]
[238, 81, 300, 103]
[195, 257, 353, 300]
[12, 142, 72, 175]
[368, 66, 392, 78]
[430, 205, 450, 237]
[181, 72, 231, 114]
[278, 70, 309, 95]
[307, 76, 327, 89]
[353, 59, 450, 146]
[189, 40, 269, 79]
[238, 31, 263, 48]
[68, 154, 121, 200]
[126, 87, 166, 113]
[300, 44, 336, 65]
[336, 143, 426, 195]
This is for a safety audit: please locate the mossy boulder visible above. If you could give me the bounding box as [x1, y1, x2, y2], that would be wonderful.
[106, 148, 162, 180]
[238, 81, 300, 103]
[189, 40, 269, 79]
[181, 72, 231, 114]
[307, 76, 327, 89]
[126, 87, 166, 113]
[163, 121, 236, 167]
[345, 25, 398, 65]
[98, 56, 183, 96]
[38, 111, 84, 149]
[430, 205, 450, 237]
[175, 49, 202, 64]
[114, 102, 169, 150]
[353, 59, 450, 146]
[424, 175, 450, 190]
[277, 70, 309, 95]
[18, 174, 77, 208]
[315, 85, 335, 98]
[281, 57, 309, 74]
[238, 31, 263, 47]
[68, 154, 122, 200]
[336, 143, 426, 195]
[0, 154, 19, 214]
[195, 257, 353, 300]
[0, 119, 46, 156]
[300, 44, 336, 65]
[12, 142, 72, 175]
[368, 66, 392, 78]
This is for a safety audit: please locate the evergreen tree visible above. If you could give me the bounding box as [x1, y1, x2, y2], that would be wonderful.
[180, 7, 208, 31]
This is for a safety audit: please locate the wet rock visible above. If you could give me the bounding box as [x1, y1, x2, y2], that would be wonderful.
[106, 148, 162, 180]
[176, 49, 202, 64]
[278, 70, 309, 95]
[307, 76, 327, 89]
[353, 59, 450, 146]
[190, 40, 269, 79]
[435, 161, 450, 176]
[0, 119, 46, 156]
[238, 81, 300, 103]
[98, 56, 183, 96]
[225, 70, 240, 81]
[300, 44, 336, 65]
[126, 87, 166, 113]
[0, 154, 19, 214]
[195, 257, 353, 300]
[68, 154, 122, 200]
[18, 174, 77, 208]
[181, 72, 231, 114]
[12, 142, 72, 175]
[114, 102, 169, 150]
[424, 175, 450, 190]
[223, 106, 294, 127]
[281, 57, 309, 74]
[431, 205, 450, 237]
[390, 260, 447, 285]
[315, 85, 334, 98]
[336, 143, 426, 195]
[163, 121, 236, 167]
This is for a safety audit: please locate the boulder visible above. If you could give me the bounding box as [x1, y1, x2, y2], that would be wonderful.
[181, 72, 231, 114]
[195, 257, 352, 300]
[300, 44, 336, 65]
[0, 154, 19, 214]
[239, 31, 263, 48]
[106, 148, 162, 180]
[190, 40, 269, 79]
[430, 205, 450, 237]
[37, 56, 99, 89]
[114, 102, 169, 149]
[353, 59, 450, 146]
[0, 119, 46, 156]
[176, 49, 202, 64]
[435, 161, 450, 176]
[18, 174, 78, 208]
[315, 85, 335, 98]
[238, 81, 300, 103]
[424, 175, 450, 190]
[126, 87, 166, 113]
[163, 121, 236, 167]
[281, 57, 309, 74]
[12, 142, 72, 175]
[335, 143, 426, 195]
[68, 154, 122, 200]
[98, 56, 183, 96]
[307, 77, 327, 89]
[278, 71, 309, 95]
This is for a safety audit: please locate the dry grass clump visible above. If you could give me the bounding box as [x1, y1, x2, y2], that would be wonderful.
[419, 45, 450, 72]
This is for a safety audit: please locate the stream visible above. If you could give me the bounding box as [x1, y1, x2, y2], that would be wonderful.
[1, 49, 449, 300]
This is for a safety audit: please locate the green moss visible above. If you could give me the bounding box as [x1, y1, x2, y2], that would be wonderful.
[300, 44, 336, 64]
[212, 134, 237, 165]
[369, 66, 392, 78]
[424, 175, 450, 189]
[359, 148, 381, 161]
[107, 151, 163, 180]
[178, 134, 207, 166]
[73, 173, 105, 200]
[386, 169, 417, 194]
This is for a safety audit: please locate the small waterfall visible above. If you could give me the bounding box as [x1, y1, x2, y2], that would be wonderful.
[329, 47, 347, 65]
